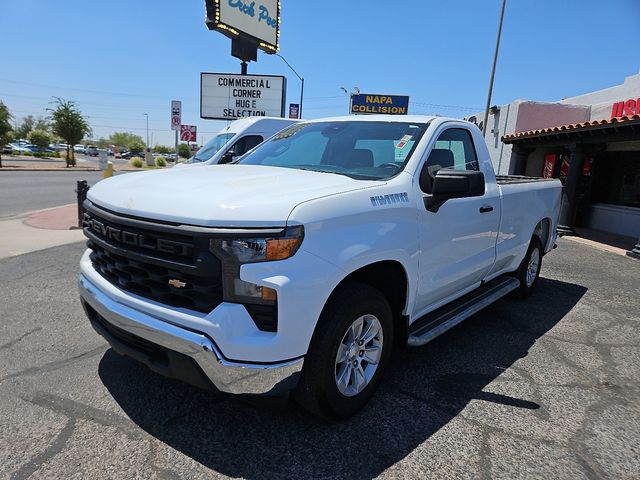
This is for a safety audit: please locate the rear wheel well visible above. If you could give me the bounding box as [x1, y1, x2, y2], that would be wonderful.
[327, 261, 409, 347]
[533, 218, 551, 251]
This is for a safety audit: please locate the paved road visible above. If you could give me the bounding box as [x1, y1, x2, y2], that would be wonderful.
[0, 239, 638, 479]
[0, 171, 121, 218]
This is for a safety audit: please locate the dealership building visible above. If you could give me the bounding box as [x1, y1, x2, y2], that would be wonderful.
[467, 71, 640, 256]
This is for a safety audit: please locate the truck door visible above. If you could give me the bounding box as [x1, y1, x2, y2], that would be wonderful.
[414, 127, 500, 313]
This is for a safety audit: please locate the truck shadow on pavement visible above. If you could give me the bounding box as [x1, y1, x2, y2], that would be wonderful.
[98, 277, 587, 479]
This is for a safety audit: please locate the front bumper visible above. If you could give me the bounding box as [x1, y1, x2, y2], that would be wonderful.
[79, 274, 303, 395]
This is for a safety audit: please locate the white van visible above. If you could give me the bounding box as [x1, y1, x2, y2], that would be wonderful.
[176, 117, 298, 168]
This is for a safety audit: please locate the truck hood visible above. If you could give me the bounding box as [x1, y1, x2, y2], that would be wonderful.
[87, 165, 380, 227]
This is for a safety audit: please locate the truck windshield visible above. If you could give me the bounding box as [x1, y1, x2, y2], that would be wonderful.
[237, 121, 428, 180]
[191, 133, 234, 163]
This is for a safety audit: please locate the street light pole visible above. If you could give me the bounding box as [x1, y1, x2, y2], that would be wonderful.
[340, 87, 360, 114]
[482, 0, 507, 135]
[275, 53, 304, 118]
[144, 113, 149, 148]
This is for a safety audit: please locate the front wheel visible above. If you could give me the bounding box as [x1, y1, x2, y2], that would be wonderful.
[294, 283, 393, 419]
[511, 236, 543, 298]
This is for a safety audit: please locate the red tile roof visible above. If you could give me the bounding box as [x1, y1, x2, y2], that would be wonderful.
[502, 114, 640, 142]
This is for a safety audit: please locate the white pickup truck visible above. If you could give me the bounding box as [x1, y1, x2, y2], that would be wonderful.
[79, 115, 561, 418]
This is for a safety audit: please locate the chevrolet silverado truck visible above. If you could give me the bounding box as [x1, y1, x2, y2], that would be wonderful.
[79, 115, 561, 419]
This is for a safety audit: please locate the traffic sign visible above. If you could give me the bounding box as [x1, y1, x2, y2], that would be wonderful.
[171, 100, 182, 131]
[180, 125, 197, 142]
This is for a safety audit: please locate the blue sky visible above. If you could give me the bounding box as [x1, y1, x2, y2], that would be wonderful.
[1, 0, 639, 146]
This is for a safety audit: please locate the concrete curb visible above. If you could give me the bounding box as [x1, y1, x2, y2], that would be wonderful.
[0, 167, 102, 172]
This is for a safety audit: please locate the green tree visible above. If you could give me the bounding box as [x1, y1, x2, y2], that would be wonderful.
[34, 117, 49, 132]
[48, 98, 91, 167]
[0, 101, 13, 168]
[152, 144, 173, 154]
[28, 129, 52, 151]
[178, 142, 191, 159]
[16, 115, 35, 140]
[108, 132, 144, 150]
[128, 139, 145, 154]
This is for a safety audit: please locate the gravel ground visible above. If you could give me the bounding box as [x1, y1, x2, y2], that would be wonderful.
[0, 239, 638, 479]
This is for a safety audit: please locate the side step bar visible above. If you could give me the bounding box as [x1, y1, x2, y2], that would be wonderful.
[407, 276, 520, 347]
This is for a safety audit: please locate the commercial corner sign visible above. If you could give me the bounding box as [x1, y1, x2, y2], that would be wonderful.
[171, 100, 182, 131]
[180, 125, 197, 142]
[205, 0, 280, 53]
[351, 94, 409, 115]
[200, 72, 286, 120]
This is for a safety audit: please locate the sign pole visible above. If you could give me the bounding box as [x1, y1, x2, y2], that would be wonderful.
[175, 130, 179, 163]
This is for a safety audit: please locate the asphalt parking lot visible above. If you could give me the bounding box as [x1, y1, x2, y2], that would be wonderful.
[0, 239, 638, 479]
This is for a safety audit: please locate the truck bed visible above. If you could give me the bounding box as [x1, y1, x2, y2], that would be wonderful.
[496, 175, 558, 185]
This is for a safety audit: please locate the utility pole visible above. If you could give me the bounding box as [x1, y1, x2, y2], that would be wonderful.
[482, 0, 507, 135]
[275, 53, 304, 118]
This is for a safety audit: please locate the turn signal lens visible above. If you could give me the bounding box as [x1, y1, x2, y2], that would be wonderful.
[261, 287, 278, 302]
[266, 237, 301, 261]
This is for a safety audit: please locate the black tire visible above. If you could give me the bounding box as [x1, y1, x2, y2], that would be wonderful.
[293, 283, 394, 420]
[511, 236, 543, 299]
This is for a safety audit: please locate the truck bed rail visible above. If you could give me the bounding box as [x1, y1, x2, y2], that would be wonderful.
[496, 175, 558, 185]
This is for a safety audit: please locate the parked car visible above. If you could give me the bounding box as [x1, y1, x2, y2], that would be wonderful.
[74, 145, 87, 155]
[79, 115, 562, 419]
[86, 145, 98, 157]
[9, 143, 36, 153]
[2, 144, 12, 154]
[174, 117, 299, 168]
[120, 150, 143, 159]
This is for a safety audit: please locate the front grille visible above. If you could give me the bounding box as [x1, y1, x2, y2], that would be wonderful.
[84, 205, 223, 313]
[89, 242, 223, 312]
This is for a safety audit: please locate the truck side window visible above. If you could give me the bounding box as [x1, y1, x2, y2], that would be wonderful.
[429, 128, 479, 173]
[233, 135, 264, 156]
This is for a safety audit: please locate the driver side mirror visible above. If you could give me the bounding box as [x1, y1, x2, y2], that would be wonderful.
[219, 149, 236, 164]
[422, 168, 485, 212]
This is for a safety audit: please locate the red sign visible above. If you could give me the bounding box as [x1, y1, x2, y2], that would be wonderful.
[180, 125, 197, 142]
[542, 154, 556, 178]
[611, 97, 640, 118]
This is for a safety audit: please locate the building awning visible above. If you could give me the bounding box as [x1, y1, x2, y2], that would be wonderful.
[503, 114, 640, 145]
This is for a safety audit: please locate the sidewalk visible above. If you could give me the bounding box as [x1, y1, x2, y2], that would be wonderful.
[0, 154, 146, 172]
[562, 227, 638, 258]
[0, 204, 85, 260]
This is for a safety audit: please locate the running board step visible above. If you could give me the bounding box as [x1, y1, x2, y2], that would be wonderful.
[407, 276, 520, 347]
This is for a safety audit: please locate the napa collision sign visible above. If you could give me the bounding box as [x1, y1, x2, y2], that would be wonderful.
[351, 94, 409, 115]
[200, 72, 286, 120]
[205, 0, 280, 53]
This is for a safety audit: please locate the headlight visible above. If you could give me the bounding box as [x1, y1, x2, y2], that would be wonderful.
[209, 226, 304, 305]
[209, 226, 304, 264]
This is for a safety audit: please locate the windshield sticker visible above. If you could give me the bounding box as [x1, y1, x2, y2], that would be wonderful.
[395, 135, 412, 149]
[370, 192, 409, 207]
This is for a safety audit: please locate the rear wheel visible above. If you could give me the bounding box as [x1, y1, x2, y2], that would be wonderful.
[512, 236, 543, 298]
[294, 283, 393, 419]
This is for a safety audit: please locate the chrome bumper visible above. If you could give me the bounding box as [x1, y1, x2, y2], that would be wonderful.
[79, 275, 303, 395]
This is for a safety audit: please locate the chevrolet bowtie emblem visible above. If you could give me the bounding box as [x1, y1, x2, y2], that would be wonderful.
[168, 278, 187, 288]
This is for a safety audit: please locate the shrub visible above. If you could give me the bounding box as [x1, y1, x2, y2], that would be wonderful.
[130, 156, 144, 168]
[155, 156, 166, 167]
[33, 151, 60, 158]
[178, 142, 191, 159]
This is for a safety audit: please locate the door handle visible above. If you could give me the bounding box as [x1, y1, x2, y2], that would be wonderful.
[479, 205, 494, 213]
